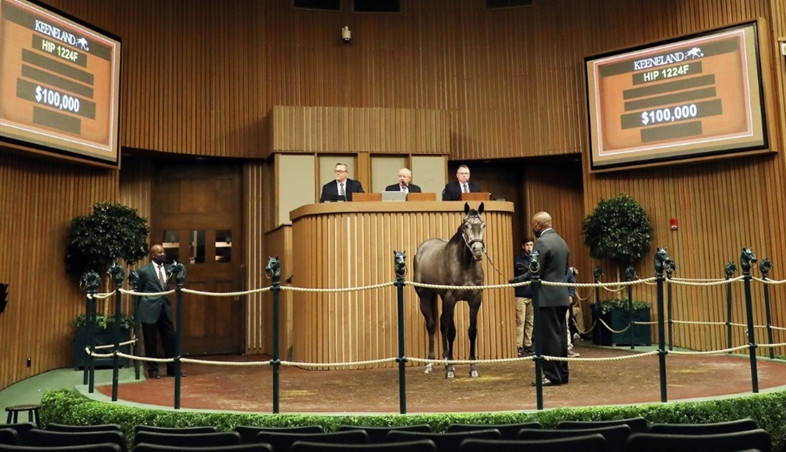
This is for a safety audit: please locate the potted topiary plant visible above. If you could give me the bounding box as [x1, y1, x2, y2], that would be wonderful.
[582, 193, 653, 346]
[593, 299, 652, 346]
[72, 313, 134, 369]
[65, 201, 150, 368]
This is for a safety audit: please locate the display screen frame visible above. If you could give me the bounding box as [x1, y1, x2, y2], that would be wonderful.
[0, 0, 121, 167]
[585, 21, 771, 172]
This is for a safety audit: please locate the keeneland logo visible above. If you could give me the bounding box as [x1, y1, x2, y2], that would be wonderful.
[633, 46, 704, 70]
[76, 37, 89, 51]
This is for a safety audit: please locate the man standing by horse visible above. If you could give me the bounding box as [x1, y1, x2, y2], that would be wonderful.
[514, 211, 571, 386]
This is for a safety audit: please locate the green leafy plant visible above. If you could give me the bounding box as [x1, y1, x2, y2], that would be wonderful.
[592, 299, 651, 315]
[64, 201, 150, 278]
[73, 313, 133, 330]
[582, 193, 652, 272]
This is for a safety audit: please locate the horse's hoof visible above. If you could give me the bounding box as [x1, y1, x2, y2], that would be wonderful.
[424, 363, 433, 374]
[470, 369, 479, 378]
[445, 365, 455, 379]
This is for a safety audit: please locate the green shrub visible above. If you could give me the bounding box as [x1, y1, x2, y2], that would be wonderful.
[41, 388, 786, 450]
[591, 299, 651, 315]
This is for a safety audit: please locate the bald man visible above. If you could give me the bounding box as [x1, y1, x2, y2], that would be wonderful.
[530, 211, 571, 385]
[385, 168, 422, 193]
[136, 244, 184, 379]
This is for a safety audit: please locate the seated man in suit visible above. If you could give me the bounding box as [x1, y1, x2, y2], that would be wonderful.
[320, 162, 364, 202]
[442, 164, 481, 200]
[385, 168, 421, 193]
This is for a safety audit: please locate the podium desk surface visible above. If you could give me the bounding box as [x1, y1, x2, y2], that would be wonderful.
[290, 200, 514, 222]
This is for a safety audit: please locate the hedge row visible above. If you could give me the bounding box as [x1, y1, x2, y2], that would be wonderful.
[41, 388, 786, 450]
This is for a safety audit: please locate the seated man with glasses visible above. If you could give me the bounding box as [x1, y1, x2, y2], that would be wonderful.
[319, 162, 365, 202]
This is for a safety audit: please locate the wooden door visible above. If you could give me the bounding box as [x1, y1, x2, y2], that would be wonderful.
[152, 163, 243, 355]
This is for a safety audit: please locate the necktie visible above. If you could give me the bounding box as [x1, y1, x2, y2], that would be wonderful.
[157, 265, 166, 287]
[339, 183, 345, 196]
[462, 183, 468, 193]
[401, 186, 407, 193]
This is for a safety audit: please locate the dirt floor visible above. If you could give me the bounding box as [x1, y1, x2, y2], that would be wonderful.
[96, 342, 786, 414]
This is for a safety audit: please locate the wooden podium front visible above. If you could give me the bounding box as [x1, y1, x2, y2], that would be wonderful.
[289, 201, 515, 368]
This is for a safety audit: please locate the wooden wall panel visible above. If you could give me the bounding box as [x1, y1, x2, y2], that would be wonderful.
[0, 153, 117, 390]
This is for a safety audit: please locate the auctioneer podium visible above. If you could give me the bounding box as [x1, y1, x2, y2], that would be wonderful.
[289, 200, 515, 368]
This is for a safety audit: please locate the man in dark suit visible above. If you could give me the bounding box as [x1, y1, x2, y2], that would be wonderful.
[320, 162, 364, 202]
[529, 211, 571, 385]
[442, 164, 481, 200]
[384, 167, 422, 193]
[136, 244, 184, 379]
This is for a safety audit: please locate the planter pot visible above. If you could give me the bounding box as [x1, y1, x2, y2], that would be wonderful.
[73, 326, 130, 369]
[592, 308, 652, 346]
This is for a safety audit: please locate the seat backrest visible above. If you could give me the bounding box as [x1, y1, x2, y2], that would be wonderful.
[22, 429, 127, 452]
[338, 424, 432, 443]
[46, 423, 122, 433]
[647, 418, 758, 435]
[134, 443, 273, 452]
[385, 429, 502, 452]
[0, 425, 34, 443]
[133, 431, 240, 448]
[290, 439, 437, 452]
[458, 434, 606, 452]
[134, 425, 218, 435]
[0, 429, 19, 445]
[626, 429, 772, 452]
[235, 425, 323, 444]
[518, 425, 631, 452]
[255, 430, 368, 450]
[447, 422, 541, 439]
[556, 417, 648, 433]
[0, 443, 122, 452]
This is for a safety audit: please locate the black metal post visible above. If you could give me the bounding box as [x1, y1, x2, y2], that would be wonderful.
[654, 248, 671, 403]
[666, 261, 675, 351]
[725, 261, 736, 353]
[740, 248, 759, 393]
[171, 261, 186, 409]
[109, 263, 124, 402]
[81, 271, 100, 392]
[625, 266, 636, 350]
[760, 259, 774, 360]
[128, 271, 141, 381]
[394, 251, 407, 414]
[269, 258, 282, 414]
[592, 267, 602, 345]
[528, 251, 543, 410]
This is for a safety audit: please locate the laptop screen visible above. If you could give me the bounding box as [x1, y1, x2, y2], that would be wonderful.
[381, 191, 407, 202]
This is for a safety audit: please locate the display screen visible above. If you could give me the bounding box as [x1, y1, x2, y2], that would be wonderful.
[585, 21, 768, 171]
[0, 0, 121, 165]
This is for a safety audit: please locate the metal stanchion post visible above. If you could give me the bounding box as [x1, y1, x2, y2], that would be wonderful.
[654, 248, 671, 403]
[171, 261, 186, 409]
[527, 251, 543, 410]
[666, 261, 675, 351]
[625, 266, 636, 350]
[81, 271, 100, 392]
[740, 248, 759, 393]
[109, 263, 124, 402]
[760, 258, 774, 360]
[593, 267, 602, 345]
[725, 261, 736, 352]
[128, 271, 141, 381]
[394, 251, 407, 414]
[266, 258, 282, 414]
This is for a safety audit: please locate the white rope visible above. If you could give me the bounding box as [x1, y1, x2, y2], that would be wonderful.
[120, 288, 175, 297]
[667, 276, 744, 287]
[182, 287, 271, 297]
[88, 291, 116, 300]
[282, 282, 395, 293]
[669, 345, 749, 355]
[752, 277, 786, 285]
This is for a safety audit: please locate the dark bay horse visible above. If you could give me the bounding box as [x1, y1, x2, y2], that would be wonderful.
[414, 202, 485, 378]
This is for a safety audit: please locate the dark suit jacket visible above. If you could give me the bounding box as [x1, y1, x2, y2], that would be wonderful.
[384, 183, 422, 193]
[135, 262, 173, 324]
[532, 229, 571, 308]
[442, 180, 481, 201]
[320, 179, 364, 202]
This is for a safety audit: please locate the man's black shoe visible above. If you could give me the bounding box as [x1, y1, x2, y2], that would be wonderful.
[532, 377, 561, 387]
[524, 346, 535, 355]
[517, 346, 524, 357]
[148, 370, 161, 379]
